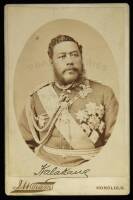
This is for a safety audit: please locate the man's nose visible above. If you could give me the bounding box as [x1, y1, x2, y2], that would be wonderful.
[66, 54, 74, 66]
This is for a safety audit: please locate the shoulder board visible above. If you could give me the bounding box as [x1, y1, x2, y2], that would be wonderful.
[29, 81, 53, 96]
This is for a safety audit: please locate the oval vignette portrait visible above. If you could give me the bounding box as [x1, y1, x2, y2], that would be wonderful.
[14, 19, 119, 167]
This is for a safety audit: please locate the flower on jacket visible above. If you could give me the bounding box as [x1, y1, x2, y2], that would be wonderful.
[85, 103, 104, 118]
[95, 104, 104, 118]
[85, 102, 97, 115]
[88, 115, 100, 129]
[76, 110, 88, 123]
[75, 102, 105, 141]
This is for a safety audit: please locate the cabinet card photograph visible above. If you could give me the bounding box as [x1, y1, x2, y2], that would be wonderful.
[5, 4, 129, 195]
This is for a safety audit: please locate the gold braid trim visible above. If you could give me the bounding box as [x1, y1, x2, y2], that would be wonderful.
[25, 96, 63, 146]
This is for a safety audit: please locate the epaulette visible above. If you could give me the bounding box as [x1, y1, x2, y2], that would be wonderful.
[29, 81, 53, 96]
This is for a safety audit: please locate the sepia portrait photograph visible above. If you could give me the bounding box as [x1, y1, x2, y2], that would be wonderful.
[5, 4, 129, 195]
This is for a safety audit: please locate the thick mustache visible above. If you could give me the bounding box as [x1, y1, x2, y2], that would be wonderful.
[63, 67, 79, 74]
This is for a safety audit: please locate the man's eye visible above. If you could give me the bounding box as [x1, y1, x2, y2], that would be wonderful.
[71, 53, 79, 57]
[58, 55, 66, 59]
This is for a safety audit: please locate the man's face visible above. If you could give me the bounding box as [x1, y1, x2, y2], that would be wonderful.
[51, 41, 83, 84]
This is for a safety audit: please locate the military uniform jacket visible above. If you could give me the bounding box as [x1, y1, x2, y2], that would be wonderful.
[19, 79, 119, 166]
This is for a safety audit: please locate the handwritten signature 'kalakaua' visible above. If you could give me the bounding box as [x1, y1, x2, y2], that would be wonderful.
[34, 164, 90, 178]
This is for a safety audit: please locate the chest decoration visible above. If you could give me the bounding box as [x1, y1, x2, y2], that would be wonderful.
[78, 84, 92, 98]
[58, 83, 93, 109]
[75, 102, 105, 139]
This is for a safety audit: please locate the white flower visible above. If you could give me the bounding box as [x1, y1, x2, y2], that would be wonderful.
[75, 103, 105, 135]
[89, 115, 100, 129]
[95, 104, 104, 118]
[85, 102, 97, 115]
[76, 110, 89, 123]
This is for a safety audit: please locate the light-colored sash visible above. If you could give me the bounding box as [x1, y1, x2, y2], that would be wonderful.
[42, 145, 101, 160]
[37, 85, 94, 150]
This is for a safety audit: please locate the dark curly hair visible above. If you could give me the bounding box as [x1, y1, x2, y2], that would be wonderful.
[48, 35, 82, 59]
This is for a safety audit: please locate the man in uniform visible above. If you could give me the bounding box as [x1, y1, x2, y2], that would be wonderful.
[19, 35, 119, 166]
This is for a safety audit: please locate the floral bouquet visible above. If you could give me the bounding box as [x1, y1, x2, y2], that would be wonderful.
[76, 102, 105, 144]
